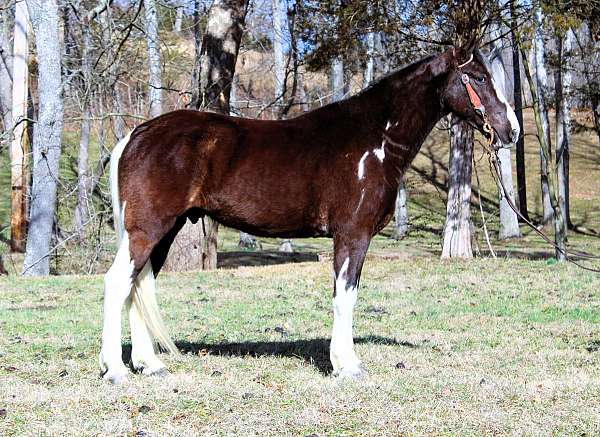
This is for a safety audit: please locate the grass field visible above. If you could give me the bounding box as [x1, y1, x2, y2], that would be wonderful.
[1, 256, 600, 435]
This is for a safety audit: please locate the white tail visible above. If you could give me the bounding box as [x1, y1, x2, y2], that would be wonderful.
[110, 132, 179, 355]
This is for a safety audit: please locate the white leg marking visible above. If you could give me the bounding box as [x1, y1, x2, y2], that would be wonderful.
[330, 257, 363, 378]
[99, 230, 134, 384]
[129, 262, 167, 375]
[358, 151, 369, 180]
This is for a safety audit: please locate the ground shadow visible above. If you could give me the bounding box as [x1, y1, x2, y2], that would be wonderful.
[123, 336, 413, 375]
[217, 250, 319, 269]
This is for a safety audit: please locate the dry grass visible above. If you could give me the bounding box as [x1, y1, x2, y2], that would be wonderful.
[1, 257, 600, 436]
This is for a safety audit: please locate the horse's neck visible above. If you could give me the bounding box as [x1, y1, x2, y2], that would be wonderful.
[337, 57, 447, 147]
[383, 66, 447, 148]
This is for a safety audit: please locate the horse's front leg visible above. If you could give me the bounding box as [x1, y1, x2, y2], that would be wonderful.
[330, 232, 371, 378]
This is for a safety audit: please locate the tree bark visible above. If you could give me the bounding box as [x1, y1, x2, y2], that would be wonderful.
[144, 0, 162, 118]
[555, 29, 574, 230]
[392, 179, 408, 240]
[173, 3, 183, 33]
[0, 5, 13, 132]
[510, 0, 529, 221]
[488, 47, 520, 239]
[22, 0, 64, 276]
[441, 115, 474, 258]
[0, 255, 7, 275]
[532, 6, 553, 225]
[73, 26, 93, 236]
[363, 27, 375, 88]
[197, 0, 247, 114]
[272, 0, 286, 115]
[9, 0, 29, 253]
[330, 56, 344, 103]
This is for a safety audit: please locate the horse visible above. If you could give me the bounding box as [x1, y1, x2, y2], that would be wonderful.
[99, 44, 520, 383]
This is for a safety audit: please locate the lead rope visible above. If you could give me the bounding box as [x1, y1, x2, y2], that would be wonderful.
[483, 142, 600, 273]
[457, 61, 600, 273]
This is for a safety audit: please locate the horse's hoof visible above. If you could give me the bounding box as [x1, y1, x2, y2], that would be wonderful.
[103, 370, 129, 385]
[335, 364, 367, 380]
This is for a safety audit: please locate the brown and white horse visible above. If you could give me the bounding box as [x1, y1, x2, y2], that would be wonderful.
[99, 46, 519, 383]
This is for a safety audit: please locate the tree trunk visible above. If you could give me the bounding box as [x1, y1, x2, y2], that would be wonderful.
[197, 0, 247, 113]
[22, 0, 64, 276]
[392, 179, 408, 240]
[488, 47, 520, 239]
[0, 255, 7, 275]
[0, 5, 13, 131]
[9, 0, 29, 253]
[532, 7, 553, 225]
[173, 4, 183, 33]
[510, 0, 529, 221]
[363, 29, 375, 89]
[441, 115, 474, 258]
[272, 0, 286, 115]
[524, 2, 566, 261]
[555, 29, 574, 231]
[73, 26, 92, 236]
[144, 0, 162, 118]
[330, 56, 344, 103]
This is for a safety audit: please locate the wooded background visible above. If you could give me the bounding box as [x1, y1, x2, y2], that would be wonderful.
[0, 0, 599, 276]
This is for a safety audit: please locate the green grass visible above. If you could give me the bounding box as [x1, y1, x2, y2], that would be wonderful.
[1, 257, 600, 435]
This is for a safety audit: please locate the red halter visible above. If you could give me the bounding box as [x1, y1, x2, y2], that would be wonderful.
[457, 56, 495, 148]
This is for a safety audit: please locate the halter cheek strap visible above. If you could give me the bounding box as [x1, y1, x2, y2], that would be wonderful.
[457, 63, 495, 149]
[461, 74, 485, 117]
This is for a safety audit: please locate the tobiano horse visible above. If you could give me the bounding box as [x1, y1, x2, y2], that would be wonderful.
[99, 45, 520, 383]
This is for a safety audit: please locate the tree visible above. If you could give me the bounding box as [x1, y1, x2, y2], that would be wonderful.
[555, 29, 575, 229]
[520, 1, 566, 260]
[330, 56, 344, 102]
[173, 1, 183, 33]
[392, 179, 409, 239]
[0, 5, 13, 132]
[532, 5, 553, 226]
[144, 0, 162, 118]
[509, 0, 529, 221]
[488, 46, 520, 239]
[9, 0, 28, 253]
[22, 0, 64, 275]
[442, 115, 474, 258]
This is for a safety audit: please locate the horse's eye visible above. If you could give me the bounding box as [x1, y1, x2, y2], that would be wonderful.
[478, 76, 486, 84]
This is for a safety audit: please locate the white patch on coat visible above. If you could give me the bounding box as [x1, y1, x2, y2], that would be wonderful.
[492, 77, 520, 140]
[373, 143, 385, 162]
[358, 151, 369, 180]
[330, 257, 361, 374]
[355, 189, 365, 214]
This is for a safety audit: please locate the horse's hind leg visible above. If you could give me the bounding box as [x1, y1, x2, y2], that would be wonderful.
[99, 233, 136, 384]
[127, 261, 167, 376]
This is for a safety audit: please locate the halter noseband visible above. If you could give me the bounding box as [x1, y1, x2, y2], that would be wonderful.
[456, 54, 495, 148]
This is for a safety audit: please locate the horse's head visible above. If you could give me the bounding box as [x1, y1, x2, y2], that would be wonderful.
[440, 43, 520, 149]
